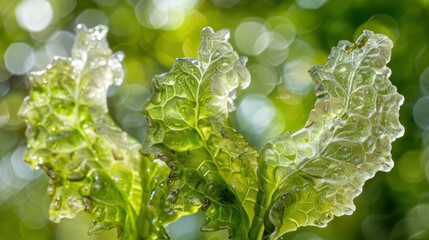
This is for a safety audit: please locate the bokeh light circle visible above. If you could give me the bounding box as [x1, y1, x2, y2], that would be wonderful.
[354, 14, 400, 42]
[296, 0, 327, 9]
[0, 80, 10, 98]
[93, 0, 118, 7]
[52, 0, 76, 17]
[413, 96, 429, 129]
[406, 204, 429, 236]
[236, 94, 285, 145]
[46, 31, 75, 59]
[235, 21, 268, 56]
[246, 64, 278, 95]
[282, 57, 314, 95]
[0, 66, 11, 82]
[15, 0, 53, 32]
[419, 67, 429, 95]
[0, 101, 9, 128]
[396, 151, 425, 183]
[4, 43, 35, 75]
[257, 31, 290, 66]
[75, 9, 109, 28]
[135, 0, 199, 30]
[237, 94, 276, 134]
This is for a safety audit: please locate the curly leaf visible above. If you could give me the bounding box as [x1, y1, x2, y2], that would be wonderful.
[142, 27, 258, 239]
[253, 30, 404, 239]
[19, 25, 149, 239]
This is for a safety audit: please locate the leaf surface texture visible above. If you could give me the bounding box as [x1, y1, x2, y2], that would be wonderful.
[19, 25, 150, 239]
[254, 30, 404, 239]
[142, 27, 258, 239]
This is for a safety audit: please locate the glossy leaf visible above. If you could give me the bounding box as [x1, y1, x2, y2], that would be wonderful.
[19, 25, 148, 239]
[142, 27, 258, 239]
[19, 24, 404, 240]
[253, 30, 404, 239]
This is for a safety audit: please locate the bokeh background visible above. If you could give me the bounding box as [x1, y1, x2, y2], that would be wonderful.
[0, 0, 428, 239]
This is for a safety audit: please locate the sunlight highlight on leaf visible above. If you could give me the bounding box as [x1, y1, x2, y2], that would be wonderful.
[253, 30, 404, 240]
[18, 24, 404, 240]
[142, 27, 258, 239]
[19, 25, 146, 239]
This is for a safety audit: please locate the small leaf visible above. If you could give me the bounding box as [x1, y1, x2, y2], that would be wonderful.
[254, 30, 404, 239]
[19, 25, 149, 239]
[142, 27, 258, 239]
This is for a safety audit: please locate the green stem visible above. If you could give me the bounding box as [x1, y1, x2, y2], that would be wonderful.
[249, 203, 266, 240]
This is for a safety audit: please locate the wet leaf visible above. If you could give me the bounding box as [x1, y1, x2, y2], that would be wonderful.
[142, 27, 258, 239]
[254, 30, 404, 239]
[19, 25, 154, 239]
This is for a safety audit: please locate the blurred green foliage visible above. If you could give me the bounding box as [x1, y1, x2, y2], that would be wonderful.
[0, 0, 428, 239]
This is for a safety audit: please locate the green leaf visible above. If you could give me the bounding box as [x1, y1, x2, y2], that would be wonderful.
[19, 25, 148, 239]
[142, 27, 258, 239]
[254, 30, 404, 239]
[19, 24, 404, 240]
[138, 158, 171, 239]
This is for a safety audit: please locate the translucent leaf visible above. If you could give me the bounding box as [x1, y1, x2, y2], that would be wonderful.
[19, 25, 153, 239]
[142, 27, 258, 239]
[20, 24, 404, 240]
[254, 30, 404, 239]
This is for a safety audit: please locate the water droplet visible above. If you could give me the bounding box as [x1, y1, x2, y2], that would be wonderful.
[204, 183, 216, 196]
[53, 195, 62, 210]
[314, 83, 326, 97]
[83, 197, 92, 212]
[112, 148, 123, 161]
[80, 185, 90, 196]
[91, 25, 108, 41]
[168, 161, 178, 172]
[166, 189, 180, 203]
[76, 24, 86, 31]
[80, 163, 90, 174]
[68, 198, 83, 210]
[344, 207, 353, 215]
[165, 208, 174, 216]
[47, 185, 55, 196]
[167, 177, 174, 186]
[67, 172, 85, 181]
[46, 169, 58, 179]
[188, 196, 199, 206]
[270, 201, 285, 226]
[156, 152, 170, 162]
[201, 198, 211, 212]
